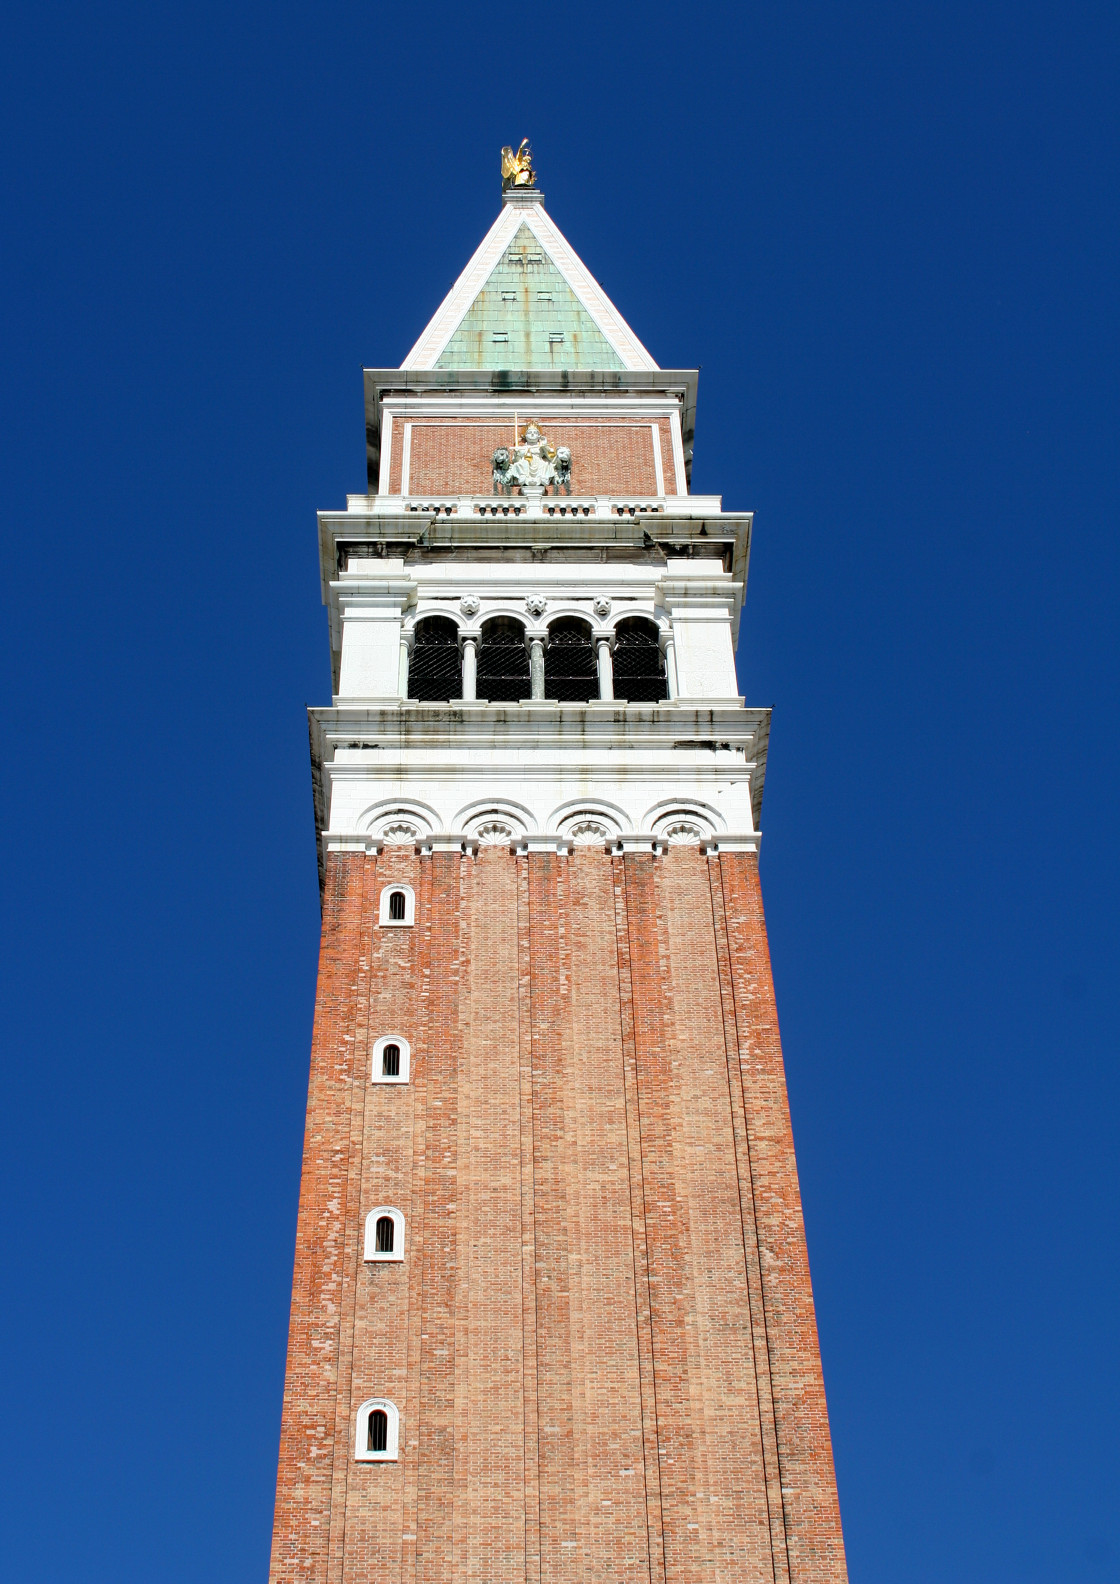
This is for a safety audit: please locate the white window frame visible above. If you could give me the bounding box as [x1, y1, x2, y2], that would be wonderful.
[379, 883, 415, 927]
[364, 1206, 405, 1262]
[371, 1034, 410, 1086]
[354, 1398, 399, 1462]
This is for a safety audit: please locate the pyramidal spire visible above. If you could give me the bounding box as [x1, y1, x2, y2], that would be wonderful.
[401, 143, 658, 372]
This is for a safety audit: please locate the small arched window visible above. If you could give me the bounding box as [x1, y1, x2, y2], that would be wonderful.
[371, 1035, 410, 1085]
[378, 883, 415, 927]
[354, 1397, 399, 1461]
[363, 1206, 405, 1262]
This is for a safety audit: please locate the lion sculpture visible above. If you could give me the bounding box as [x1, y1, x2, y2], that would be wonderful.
[491, 446, 512, 495]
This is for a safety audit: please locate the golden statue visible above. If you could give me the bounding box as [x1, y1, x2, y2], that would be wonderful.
[501, 139, 536, 191]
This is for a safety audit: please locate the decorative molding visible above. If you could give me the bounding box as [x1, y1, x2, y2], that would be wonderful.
[476, 820, 515, 845]
[382, 821, 421, 845]
[659, 819, 706, 845]
[646, 798, 726, 840]
[700, 833, 762, 854]
[567, 818, 615, 846]
[358, 799, 438, 840]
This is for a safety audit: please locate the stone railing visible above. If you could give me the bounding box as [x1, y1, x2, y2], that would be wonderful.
[346, 494, 710, 519]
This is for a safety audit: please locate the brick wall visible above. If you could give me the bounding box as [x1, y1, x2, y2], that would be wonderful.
[270, 847, 847, 1583]
[387, 418, 675, 497]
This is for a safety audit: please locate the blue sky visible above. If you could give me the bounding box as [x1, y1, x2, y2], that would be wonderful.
[1, 3, 1117, 1580]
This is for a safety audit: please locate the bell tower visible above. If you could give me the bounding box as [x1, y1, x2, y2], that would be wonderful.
[270, 146, 848, 1584]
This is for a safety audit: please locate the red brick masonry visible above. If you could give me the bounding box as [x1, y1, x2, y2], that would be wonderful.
[270, 846, 848, 1584]
[389, 418, 676, 498]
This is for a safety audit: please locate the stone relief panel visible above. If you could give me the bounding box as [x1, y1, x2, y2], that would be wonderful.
[456, 800, 534, 843]
[647, 801, 725, 843]
[358, 800, 438, 841]
[553, 802, 628, 844]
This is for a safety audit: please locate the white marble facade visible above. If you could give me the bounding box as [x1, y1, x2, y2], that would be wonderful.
[311, 539, 767, 863]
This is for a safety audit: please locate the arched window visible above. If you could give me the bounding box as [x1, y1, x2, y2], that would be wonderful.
[378, 883, 415, 926]
[354, 1398, 399, 1461]
[544, 617, 597, 702]
[371, 1035, 410, 1085]
[364, 1206, 406, 1261]
[408, 617, 462, 702]
[612, 617, 667, 703]
[477, 617, 530, 702]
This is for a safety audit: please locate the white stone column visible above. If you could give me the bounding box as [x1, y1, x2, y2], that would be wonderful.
[596, 636, 614, 700]
[398, 633, 412, 699]
[461, 635, 478, 701]
[528, 632, 546, 700]
[662, 635, 679, 700]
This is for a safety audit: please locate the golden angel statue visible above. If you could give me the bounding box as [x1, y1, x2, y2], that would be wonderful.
[501, 139, 536, 191]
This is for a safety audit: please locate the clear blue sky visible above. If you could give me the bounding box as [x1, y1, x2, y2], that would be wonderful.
[1, 4, 1117, 1580]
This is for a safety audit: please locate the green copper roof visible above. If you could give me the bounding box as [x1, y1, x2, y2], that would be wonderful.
[435, 224, 624, 371]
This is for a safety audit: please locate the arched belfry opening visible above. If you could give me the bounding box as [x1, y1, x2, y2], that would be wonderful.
[477, 617, 530, 702]
[544, 617, 597, 702]
[612, 617, 667, 703]
[409, 617, 462, 702]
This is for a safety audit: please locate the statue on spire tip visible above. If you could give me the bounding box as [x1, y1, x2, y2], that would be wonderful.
[501, 139, 536, 191]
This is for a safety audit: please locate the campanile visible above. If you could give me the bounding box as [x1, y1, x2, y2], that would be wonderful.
[270, 145, 848, 1584]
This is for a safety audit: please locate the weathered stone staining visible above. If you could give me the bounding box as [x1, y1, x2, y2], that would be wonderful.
[269, 149, 849, 1584]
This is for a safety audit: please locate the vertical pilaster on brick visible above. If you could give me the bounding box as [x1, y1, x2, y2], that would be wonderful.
[414, 851, 463, 1584]
[516, 854, 542, 1584]
[398, 853, 434, 1584]
[324, 852, 379, 1584]
[458, 848, 526, 1582]
[619, 852, 708, 1583]
[717, 853, 848, 1584]
[525, 853, 579, 1581]
[611, 855, 668, 1584]
[270, 851, 370, 1584]
[706, 852, 792, 1584]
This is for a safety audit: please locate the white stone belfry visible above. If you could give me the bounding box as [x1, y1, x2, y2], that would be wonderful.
[307, 183, 767, 891]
